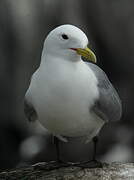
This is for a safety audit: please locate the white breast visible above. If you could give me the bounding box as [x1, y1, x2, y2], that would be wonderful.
[29, 59, 103, 138]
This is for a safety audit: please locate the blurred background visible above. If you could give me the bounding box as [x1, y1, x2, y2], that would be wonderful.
[0, 0, 134, 169]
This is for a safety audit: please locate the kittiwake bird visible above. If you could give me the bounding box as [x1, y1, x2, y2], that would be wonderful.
[24, 24, 122, 167]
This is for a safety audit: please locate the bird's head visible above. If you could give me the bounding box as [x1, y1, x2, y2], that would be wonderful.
[42, 24, 96, 63]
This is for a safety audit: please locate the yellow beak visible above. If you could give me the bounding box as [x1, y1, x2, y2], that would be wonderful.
[76, 47, 97, 63]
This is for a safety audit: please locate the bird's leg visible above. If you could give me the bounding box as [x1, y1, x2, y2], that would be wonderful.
[76, 136, 102, 168]
[53, 135, 68, 162]
[92, 136, 98, 161]
[53, 136, 71, 168]
[90, 136, 103, 167]
[89, 136, 102, 167]
[54, 136, 61, 162]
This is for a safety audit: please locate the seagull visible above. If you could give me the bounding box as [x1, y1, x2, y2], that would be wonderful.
[24, 24, 122, 165]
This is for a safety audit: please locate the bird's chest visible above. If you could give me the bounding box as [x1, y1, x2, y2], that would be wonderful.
[37, 65, 98, 110]
[33, 64, 99, 136]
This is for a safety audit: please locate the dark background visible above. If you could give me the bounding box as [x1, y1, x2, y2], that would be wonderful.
[0, 0, 134, 169]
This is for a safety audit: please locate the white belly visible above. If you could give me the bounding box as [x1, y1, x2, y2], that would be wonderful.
[30, 61, 103, 138]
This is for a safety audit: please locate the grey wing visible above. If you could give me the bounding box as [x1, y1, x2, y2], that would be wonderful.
[86, 62, 122, 122]
[24, 95, 37, 122]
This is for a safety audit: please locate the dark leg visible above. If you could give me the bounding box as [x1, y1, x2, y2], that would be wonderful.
[88, 136, 102, 167]
[92, 136, 98, 161]
[53, 136, 70, 168]
[76, 136, 102, 168]
[54, 136, 61, 162]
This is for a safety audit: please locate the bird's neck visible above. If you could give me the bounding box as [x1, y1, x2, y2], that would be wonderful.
[40, 52, 81, 67]
[39, 53, 85, 76]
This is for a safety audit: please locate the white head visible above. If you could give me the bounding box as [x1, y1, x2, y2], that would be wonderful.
[41, 24, 96, 63]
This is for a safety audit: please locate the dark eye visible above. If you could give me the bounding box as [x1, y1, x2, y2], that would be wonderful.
[61, 34, 69, 40]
